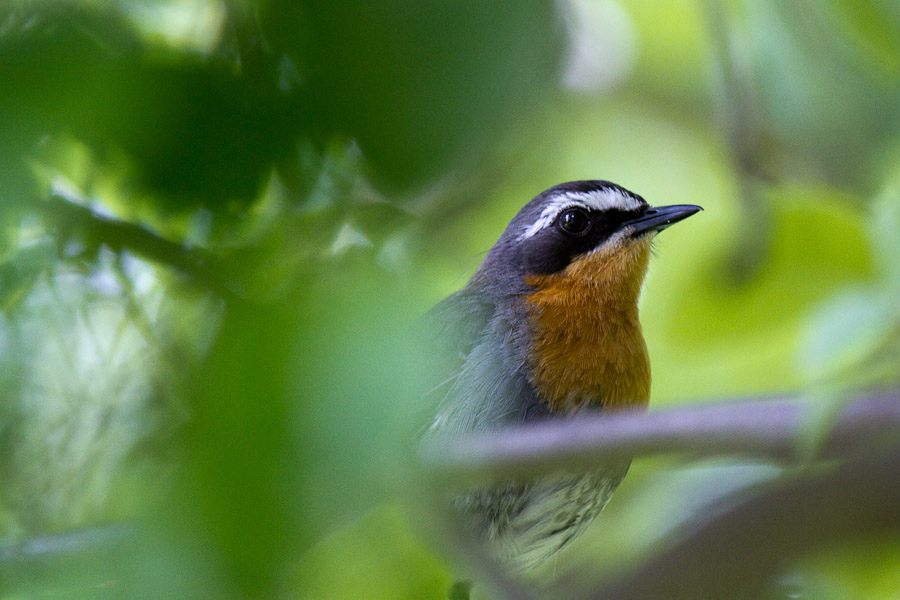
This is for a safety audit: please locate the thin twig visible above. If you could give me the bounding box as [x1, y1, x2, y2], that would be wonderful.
[0, 523, 136, 564]
[0, 523, 138, 594]
[700, 0, 773, 280]
[423, 391, 900, 486]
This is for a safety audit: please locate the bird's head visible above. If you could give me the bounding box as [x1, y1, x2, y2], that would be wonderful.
[469, 180, 701, 411]
[476, 180, 701, 302]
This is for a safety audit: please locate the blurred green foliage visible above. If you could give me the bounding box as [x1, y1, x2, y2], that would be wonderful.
[0, 0, 899, 599]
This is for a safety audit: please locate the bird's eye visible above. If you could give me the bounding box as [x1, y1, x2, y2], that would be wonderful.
[557, 208, 590, 235]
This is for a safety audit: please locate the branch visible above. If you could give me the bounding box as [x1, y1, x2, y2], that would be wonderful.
[583, 446, 900, 600]
[42, 195, 240, 301]
[423, 391, 900, 485]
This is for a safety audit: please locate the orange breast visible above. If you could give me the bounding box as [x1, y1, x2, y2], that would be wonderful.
[523, 238, 653, 413]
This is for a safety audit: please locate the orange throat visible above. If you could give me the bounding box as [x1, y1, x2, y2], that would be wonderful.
[523, 238, 653, 413]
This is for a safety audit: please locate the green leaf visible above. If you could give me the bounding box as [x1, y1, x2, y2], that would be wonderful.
[799, 288, 895, 384]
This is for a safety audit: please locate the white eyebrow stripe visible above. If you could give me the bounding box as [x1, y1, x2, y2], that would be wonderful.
[518, 188, 643, 240]
[567, 189, 643, 212]
[519, 200, 580, 240]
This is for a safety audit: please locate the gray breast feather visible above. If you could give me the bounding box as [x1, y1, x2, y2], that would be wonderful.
[454, 462, 631, 571]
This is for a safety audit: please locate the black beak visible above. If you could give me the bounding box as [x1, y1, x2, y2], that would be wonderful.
[625, 204, 702, 237]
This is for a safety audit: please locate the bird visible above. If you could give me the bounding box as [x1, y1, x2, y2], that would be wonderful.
[423, 180, 701, 576]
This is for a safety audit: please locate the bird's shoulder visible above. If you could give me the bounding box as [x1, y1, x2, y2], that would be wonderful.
[422, 286, 496, 370]
[423, 284, 549, 436]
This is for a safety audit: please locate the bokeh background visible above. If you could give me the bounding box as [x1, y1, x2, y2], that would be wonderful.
[1, 1, 899, 598]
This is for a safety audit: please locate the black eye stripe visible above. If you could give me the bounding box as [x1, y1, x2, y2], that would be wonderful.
[560, 207, 641, 233]
[597, 208, 641, 229]
[519, 206, 647, 276]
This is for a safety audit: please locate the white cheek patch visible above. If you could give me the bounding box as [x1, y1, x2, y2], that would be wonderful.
[518, 188, 643, 240]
